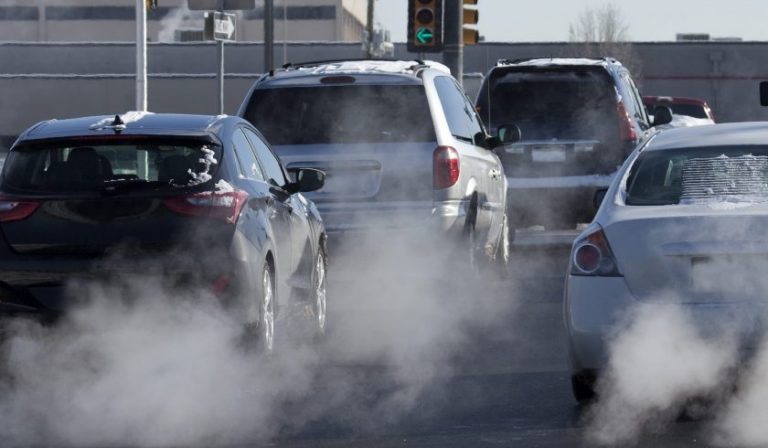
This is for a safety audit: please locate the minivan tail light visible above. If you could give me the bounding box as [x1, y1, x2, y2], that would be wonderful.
[433, 146, 460, 189]
[571, 223, 622, 276]
[0, 199, 40, 223]
[164, 190, 248, 224]
[617, 102, 638, 142]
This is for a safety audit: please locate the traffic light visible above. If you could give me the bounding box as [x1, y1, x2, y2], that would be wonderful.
[145, 0, 157, 9]
[462, 0, 479, 45]
[407, 0, 443, 53]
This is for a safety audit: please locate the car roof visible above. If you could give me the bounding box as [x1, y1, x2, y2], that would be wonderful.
[646, 122, 768, 151]
[18, 112, 233, 142]
[643, 96, 709, 106]
[255, 59, 450, 86]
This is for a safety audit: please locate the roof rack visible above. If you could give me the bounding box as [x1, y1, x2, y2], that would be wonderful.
[497, 56, 619, 65]
[279, 58, 427, 71]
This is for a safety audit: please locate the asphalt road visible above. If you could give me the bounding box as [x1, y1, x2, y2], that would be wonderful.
[265, 247, 717, 448]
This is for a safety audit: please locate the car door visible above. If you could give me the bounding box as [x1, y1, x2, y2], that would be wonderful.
[429, 75, 506, 247]
[242, 127, 306, 278]
[232, 127, 293, 284]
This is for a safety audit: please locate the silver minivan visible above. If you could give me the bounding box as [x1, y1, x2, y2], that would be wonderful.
[237, 60, 511, 268]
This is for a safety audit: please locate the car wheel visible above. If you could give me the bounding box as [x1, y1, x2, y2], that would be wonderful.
[464, 218, 479, 275]
[571, 373, 597, 404]
[312, 248, 327, 338]
[258, 262, 276, 353]
[494, 213, 511, 276]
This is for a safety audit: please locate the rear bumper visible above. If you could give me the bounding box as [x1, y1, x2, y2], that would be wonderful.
[318, 200, 468, 236]
[565, 274, 768, 375]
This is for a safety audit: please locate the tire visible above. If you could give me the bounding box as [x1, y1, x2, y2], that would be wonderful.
[254, 261, 276, 354]
[493, 213, 511, 276]
[571, 373, 597, 404]
[311, 248, 328, 339]
[464, 218, 480, 276]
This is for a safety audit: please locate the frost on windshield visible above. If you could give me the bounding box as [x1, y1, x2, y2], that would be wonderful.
[186, 146, 218, 186]
[679, 154, 768, 205]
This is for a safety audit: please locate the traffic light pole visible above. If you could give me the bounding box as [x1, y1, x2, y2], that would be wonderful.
[442, 0, 463, 86]
[264, 0, 275, 72]
[135, 0, 147, 111]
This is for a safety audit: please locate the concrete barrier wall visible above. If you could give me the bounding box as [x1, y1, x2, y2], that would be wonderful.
[2, 41, 768, 151]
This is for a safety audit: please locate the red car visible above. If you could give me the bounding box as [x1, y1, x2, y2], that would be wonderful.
[643, 96, 715, 122]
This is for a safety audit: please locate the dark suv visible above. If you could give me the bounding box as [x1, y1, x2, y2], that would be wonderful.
[476, 58, 666, 243]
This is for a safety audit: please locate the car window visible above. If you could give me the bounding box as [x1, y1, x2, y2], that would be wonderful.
[620, 73, 646, 126]
[242, 85, 435, 145]
[243, 129, 287, 188]
[625, 75, 649, 125]
[232, 128, 265, 180]
[435, 76, 481, 143]
[477, 67, 618, 140]
[2, 138, 220, 193]
[626, 146, 768, 205]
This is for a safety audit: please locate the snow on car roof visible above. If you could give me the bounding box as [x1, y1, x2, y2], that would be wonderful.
[293, 60, 450, 76]
[646, 122, 768, 152]
[497, 57, 616, 68]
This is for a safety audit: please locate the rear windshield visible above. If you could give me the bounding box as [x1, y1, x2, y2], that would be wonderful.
[2, 138, 220, 194]
[645, 102, 709, 119]
[243, 84, 436, 145]
[625, 146, 768, 206]
[477, 67, 617, 140]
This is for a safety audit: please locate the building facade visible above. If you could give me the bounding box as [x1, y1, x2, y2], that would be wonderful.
[0, 0, 368, 42]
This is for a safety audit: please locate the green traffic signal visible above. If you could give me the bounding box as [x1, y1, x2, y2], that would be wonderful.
[416, 27, 434, 44]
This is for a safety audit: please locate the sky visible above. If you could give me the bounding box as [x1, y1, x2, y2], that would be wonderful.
[375, 0, 768, 42]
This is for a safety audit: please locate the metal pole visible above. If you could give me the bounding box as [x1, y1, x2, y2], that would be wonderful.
[264, 0, 274, 72]
[282, 0, 288, 65]
[442, 0, 463, 87]
[217, 38, 224, 114]
[365, 0, 374, 58]
[135, 0, 147, 111]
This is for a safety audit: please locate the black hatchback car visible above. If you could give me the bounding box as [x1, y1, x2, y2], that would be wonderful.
[0, 112, 328, 352]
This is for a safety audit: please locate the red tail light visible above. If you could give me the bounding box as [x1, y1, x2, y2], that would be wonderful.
[433, 146, 460, 189]
[617, 102, 638, 142]
[0, 198, 40, 223]
[571, 224, 622, 276]
[164, 190, 248, 224]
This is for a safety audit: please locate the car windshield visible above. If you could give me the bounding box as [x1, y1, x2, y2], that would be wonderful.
[477, 67, 618, 140]
[2, 138, 220, 194]
[625, 146, 768, 205]
[242, 84, 436, 145]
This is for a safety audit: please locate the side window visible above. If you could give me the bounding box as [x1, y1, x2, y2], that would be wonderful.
[620, 73, 646, 125]
[627, 76, 649, 125]
[435, 76, 476, 142]
[243, 129, 287, 188]
[232, 128, 264, 180]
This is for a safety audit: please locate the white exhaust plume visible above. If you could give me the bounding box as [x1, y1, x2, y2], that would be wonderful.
[587, 302, 738, 445]
[0, 228, 515, 446]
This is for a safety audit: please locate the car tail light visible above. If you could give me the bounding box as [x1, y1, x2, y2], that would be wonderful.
[164, 190, 248, 224]
[211, 274, 232, 297]
[617, 102, 638, 143]
[0, 198, 40, 223]
[433, 146, 460, 189]
[571, 223, 622, 276]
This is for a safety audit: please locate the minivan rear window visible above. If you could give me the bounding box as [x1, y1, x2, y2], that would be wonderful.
[477, 67, 618, 140]
[625, 146, 768, 205]
[243, 85, 436, 145]
[2, 138, 220, 194]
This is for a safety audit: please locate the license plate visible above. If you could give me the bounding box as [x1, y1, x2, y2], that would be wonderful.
[531, 146, 566, 162]
[691, 256, 768, 297]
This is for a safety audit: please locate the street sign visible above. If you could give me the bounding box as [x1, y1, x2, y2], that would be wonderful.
[188, 0, 255, 10]
[205, 11, 236, 41]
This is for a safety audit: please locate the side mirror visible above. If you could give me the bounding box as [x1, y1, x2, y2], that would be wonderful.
[652, 105, 673, 127]
[761, 81, 768, 106]
[288, 168, 325, 193]
[497, 124, 522, 145]
[594, 188, 608, 210]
